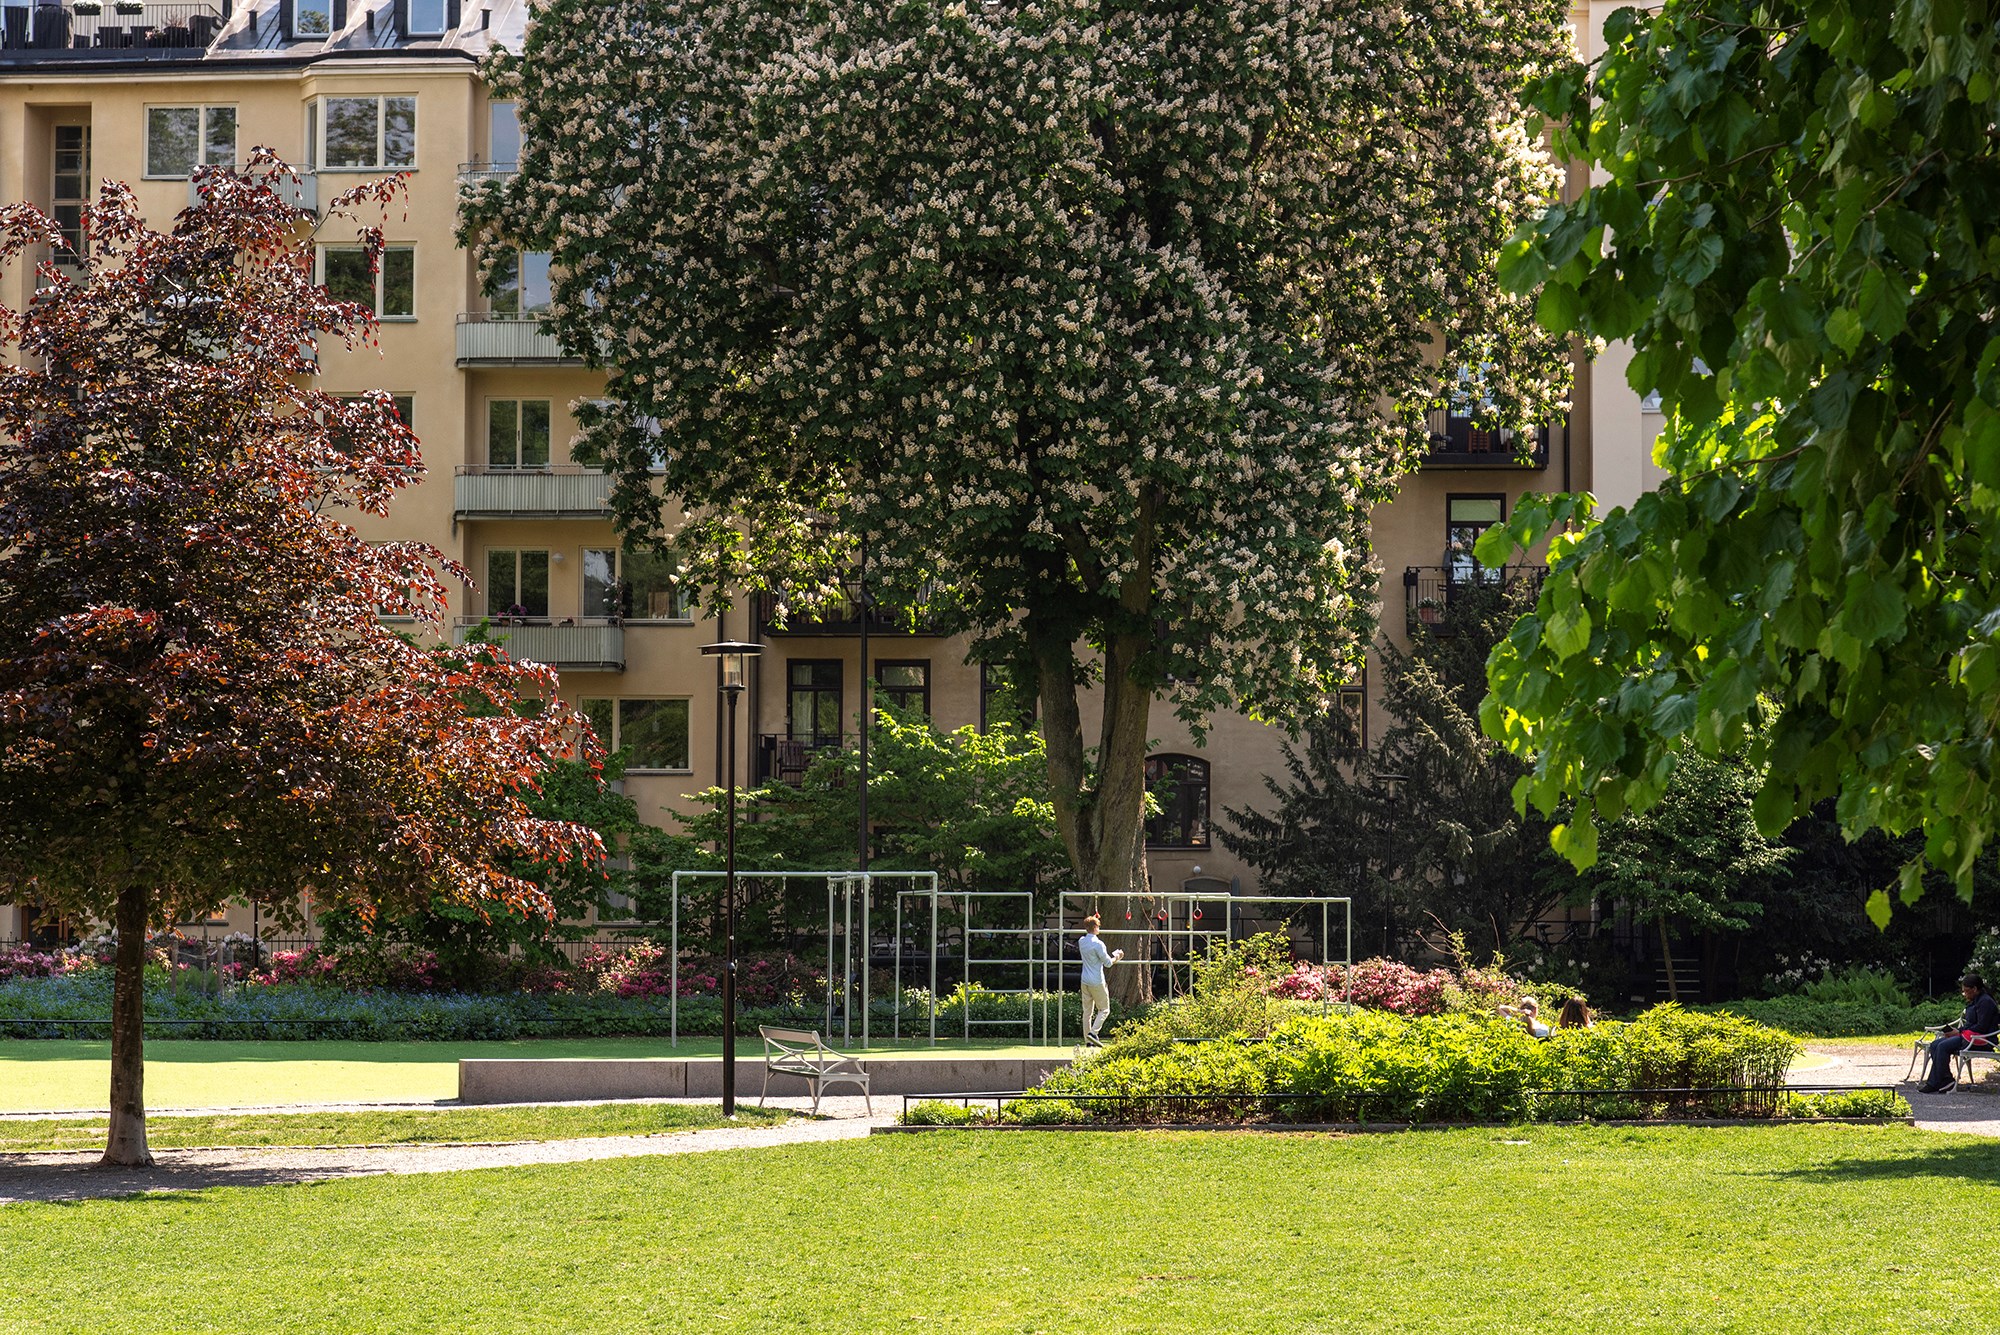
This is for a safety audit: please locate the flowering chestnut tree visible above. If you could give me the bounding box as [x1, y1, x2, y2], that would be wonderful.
[0, 158, 602, 1167]
[464, 0, 1571, 904]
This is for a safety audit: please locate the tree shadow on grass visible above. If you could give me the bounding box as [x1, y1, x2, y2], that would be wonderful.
[0, 1156, 384, 1206]
[1753, 1138, 2000, 1185]
[0, 1037, 692, 1066]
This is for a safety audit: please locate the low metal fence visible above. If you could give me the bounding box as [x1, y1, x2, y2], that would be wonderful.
[901, 1083, 1905, 1126]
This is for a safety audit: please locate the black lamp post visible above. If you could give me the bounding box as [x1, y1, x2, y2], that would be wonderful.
[701, 639, 763, 1117]
[1373, 772, 1409, 956]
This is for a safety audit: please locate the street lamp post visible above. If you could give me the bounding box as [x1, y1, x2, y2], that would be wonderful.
[701, 640, 763, 1117]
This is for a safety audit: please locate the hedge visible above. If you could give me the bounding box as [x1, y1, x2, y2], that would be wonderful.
[1013, 1005, 1805, 1125]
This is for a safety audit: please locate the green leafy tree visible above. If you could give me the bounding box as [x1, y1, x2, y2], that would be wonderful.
[655, 703, 1072, 951]
[1224, 584, 1572, 957]
[463, 0, 1573, 908]
[1583, 752, 1789, 1000]
[0, 161, 601, 1165]
[1481, 0, 2000, 924]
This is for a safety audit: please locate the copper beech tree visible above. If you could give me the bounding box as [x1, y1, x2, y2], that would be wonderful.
[0, 158, 602, 1167]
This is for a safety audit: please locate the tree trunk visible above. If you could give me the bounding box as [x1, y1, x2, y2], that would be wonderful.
[1657, 919, 1680, 1005]
[1026, 491, 1162, 1011]
[102, 884, 153, 1168]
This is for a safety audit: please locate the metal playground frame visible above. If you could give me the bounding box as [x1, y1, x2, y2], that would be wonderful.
[665, 869, 939, 1047]
[1042, 891, 1355, 1047]
[664, 872, 1353, 1051]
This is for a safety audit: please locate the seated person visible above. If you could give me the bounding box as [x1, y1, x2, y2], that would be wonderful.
[1916, 973, 2000, 1094]
[1499, 997, 1551, 1038]
[1556, 997, 1594, 1030]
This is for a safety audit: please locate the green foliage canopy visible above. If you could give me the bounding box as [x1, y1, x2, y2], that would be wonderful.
[1483, 0, 2000, 923]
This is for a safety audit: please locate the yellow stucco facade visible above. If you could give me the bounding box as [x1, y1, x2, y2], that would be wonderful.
[0, 0, 1657, 947]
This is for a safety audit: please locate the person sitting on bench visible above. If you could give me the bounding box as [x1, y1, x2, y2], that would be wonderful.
[1916, 973, 2000, 1094]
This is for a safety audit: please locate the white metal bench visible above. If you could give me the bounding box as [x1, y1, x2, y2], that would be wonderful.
[759, 1025, 872, 1115]
[1906, 1027, 2000, 1088]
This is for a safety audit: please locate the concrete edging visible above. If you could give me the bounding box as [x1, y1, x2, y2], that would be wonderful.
[457, 1056, 1072, 1104]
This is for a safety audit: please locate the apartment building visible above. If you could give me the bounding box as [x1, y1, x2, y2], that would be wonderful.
[0, 0, 1659, 947]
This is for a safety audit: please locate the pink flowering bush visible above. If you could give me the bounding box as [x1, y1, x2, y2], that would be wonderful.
[0, 944, 66, 983]
[1260, 957, 1539, 1018]
[247, 944, 444, 993]
[574, 943, 826, 1003]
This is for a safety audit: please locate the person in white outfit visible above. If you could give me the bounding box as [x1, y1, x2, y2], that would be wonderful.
[1077, 914, 1124, 1047]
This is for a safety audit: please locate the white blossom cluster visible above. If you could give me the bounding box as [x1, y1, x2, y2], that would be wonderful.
[463, 0, 1571, 726]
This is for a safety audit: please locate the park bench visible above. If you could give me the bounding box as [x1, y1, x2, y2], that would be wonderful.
[758, 1025, 872, 1115]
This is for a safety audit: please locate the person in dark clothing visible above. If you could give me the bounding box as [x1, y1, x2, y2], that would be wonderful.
[1916, 974, 2000, 1093]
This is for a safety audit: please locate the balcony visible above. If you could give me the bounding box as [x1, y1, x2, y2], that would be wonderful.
[1422, 410, 1553, 469]
[757, 734, 854, 785]
[454, 467, 612, 521]
[452, 618, 624, 672]
[1404, 565, 1548, 634]
[188, 170, 318, 213]
[757, 586, 939, 637]
[456, 161, 518, 186]
[456, 313, 582, 367]
[2, 2, 222, 53]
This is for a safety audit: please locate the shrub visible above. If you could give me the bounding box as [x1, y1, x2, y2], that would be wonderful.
[1696, 998, 1949, 1038]
[1783, 1089, 1910, 1119]
[901, 1101, 995, 1126]
[1795, 967, 1909, 1008]
[0, 945, 68, 983]
[1032, 1002, 1802, 1126]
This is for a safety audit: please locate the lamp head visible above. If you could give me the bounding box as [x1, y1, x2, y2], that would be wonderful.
[700, 640, 763, 692]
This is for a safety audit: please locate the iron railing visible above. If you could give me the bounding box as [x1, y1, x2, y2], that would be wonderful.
[903, 1083, 1905, 1126]
[757, 733, 855, 785]
[4, 2, 224, 50]
[1423, 410, 1553, 468]
[1403, 564, 1548, 632]
[756, 587, 940, 636]
[456, 161, 518, 184]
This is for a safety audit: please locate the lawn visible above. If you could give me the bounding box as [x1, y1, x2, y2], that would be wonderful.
[0, 1037, 1073, 1112]
[0, 1102, 789, 1152]
[1, 1125, 1990, 1332]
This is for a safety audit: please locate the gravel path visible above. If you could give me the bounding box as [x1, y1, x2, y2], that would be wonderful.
[1797, 1042, 2000, 1137]
[0, 1096, 891, 1206]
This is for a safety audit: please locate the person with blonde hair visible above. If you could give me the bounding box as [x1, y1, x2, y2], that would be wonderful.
[1077, 914, 1124, 1047]
[1498, 997, 1551, 1038]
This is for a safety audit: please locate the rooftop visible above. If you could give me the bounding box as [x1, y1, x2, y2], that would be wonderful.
[0, 0, 526, 68]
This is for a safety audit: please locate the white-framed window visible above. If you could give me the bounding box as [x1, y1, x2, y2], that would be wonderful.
[490, 250, 552, 319]
[319, 245, 415, 319]
[317, 96, 416, 170]
[487, 100, 520, 170]
[145, 106, 237, 179]
[293, 0, 333, 37]
[406, 0, 448, 34]
[581, 548, 691, 622]
[579, 698, 692, 772]
[487, 399, 551, 470]
[53, 125, 89, 257]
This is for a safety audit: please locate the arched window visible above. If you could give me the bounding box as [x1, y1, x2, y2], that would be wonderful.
[1145, 754, 1210, 850]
